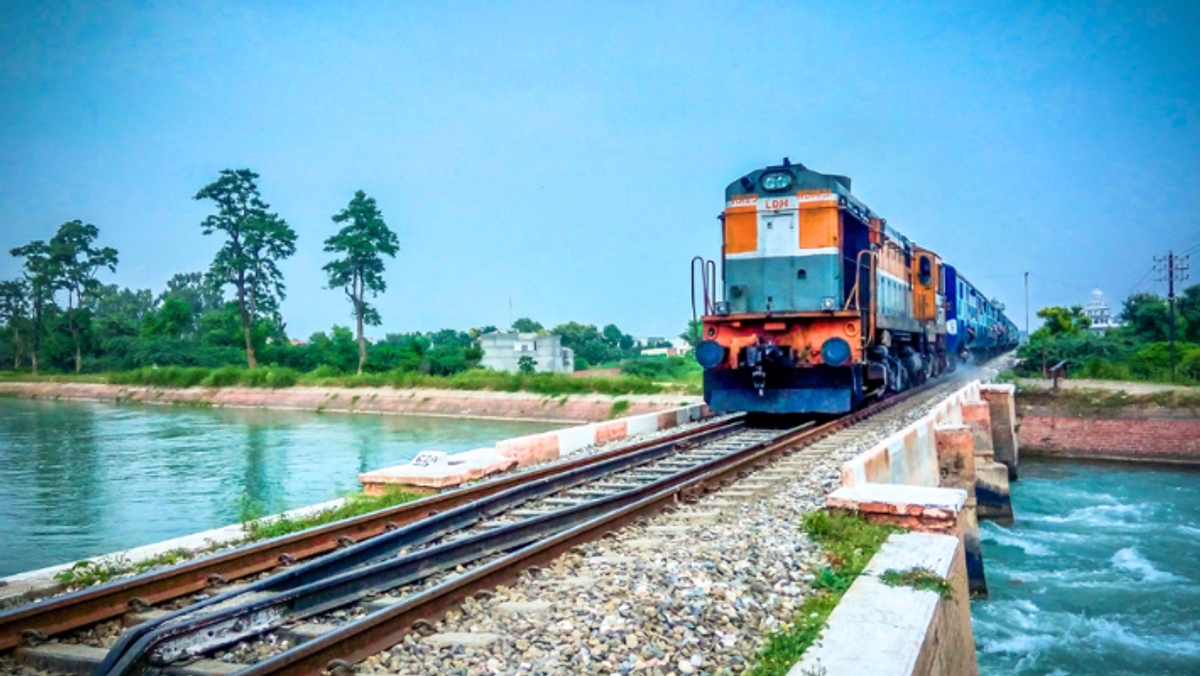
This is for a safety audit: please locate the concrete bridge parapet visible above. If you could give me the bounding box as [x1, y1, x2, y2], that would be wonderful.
[837, 380, 1021, 597]
[980, 383, 1019, 479]
[816, 484, 980, 676]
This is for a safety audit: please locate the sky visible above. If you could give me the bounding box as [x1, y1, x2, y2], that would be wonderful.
[1, 0, 1198, 339]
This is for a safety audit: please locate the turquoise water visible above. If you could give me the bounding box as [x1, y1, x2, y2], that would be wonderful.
[973, 459, 1200, 675]
[0, 398, 559, 577]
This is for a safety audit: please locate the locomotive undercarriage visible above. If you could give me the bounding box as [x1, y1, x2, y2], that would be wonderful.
[703, 330, 950, 415]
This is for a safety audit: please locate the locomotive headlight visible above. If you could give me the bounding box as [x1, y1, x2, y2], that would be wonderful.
[821, 296, 836, 310]
[695, 340, 726, 369]
[820, 337, 852, 366]
[761, 172, 793, 191]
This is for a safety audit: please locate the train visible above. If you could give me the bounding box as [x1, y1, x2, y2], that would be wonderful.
[691, 159, 1019, 415]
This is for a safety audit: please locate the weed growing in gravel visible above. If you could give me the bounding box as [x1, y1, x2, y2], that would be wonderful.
[52, 491, 421, 590]
[749, 510, 900, 676]
[53, 548, 196, 589]
[880, 567, 953, 599]
[240, 487, 423, 541]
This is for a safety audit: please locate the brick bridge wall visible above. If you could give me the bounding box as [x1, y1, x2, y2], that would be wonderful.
[1017, 404, 1200, 464]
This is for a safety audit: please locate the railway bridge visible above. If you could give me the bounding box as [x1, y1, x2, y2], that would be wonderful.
[0, 364, 1020, 676]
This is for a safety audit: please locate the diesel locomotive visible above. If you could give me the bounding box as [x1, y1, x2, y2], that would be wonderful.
[691, 159, 1018, 415]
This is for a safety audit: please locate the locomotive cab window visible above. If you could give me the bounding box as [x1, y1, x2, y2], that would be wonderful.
[918, 257, 932, 286]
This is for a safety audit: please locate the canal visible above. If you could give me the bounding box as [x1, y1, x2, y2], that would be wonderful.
[973, 459, 1200, 675]
[0, 398, 560, 577]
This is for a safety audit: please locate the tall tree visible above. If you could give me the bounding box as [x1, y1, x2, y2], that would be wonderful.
[195, 169, 297, 368]
[511, 318, 543, 333]
[9, 240, 56, 374]
[48, 221, 118, 373]
[322, 190, 399, 374]
[0, 279, 30, 368]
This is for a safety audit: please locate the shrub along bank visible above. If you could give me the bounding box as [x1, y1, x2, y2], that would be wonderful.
[1, 364, 697, 397]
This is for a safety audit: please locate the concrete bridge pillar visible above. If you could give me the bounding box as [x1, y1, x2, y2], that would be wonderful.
[936, 424, 987, 598]
[962, 399, 1014, 526]
[980, 384, 1020, 480]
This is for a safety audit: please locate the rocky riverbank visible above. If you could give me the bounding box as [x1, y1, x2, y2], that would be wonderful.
[0, 381, 701, 423]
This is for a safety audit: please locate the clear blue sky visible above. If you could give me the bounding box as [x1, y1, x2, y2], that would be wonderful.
[2, 1, 1197, 339]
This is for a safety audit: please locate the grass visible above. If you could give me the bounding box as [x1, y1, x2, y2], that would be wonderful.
[1017, 387, 1200, 414]
[51, 487, 423, 590]
[607, 399, 631, 418]
[239, 487, 422, 541]
[54, 548, 194, 588]
[0, 365, 693, 397]
[749, 510, 900, 676]
[880, 567, 953, 599]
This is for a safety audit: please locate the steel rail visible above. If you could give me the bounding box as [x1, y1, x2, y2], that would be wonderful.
[95, 421, 755, 675]
[0, 415, 742, 652]
[232, 384, 935, 676]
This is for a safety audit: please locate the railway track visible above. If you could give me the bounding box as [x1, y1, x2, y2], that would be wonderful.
[2, 380, 952, 676]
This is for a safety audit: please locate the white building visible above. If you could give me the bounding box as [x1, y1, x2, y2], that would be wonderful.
[1084, 288, 1121, 332]
[478, 331, 574, 373]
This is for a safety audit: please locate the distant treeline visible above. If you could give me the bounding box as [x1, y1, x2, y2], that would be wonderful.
[1016, 286, 1200, 384]
[0, 167, 680, 381]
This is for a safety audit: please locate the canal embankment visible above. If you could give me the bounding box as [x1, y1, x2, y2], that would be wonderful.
[1014, 381, 1200, 464]
[0, 381, 701, 423]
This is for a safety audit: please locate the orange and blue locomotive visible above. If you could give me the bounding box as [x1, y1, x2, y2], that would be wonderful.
[691, 159, 1018, 415]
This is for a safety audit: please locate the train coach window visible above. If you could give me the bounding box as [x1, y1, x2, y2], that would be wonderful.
[797, 269, 807, 280]
[916, 255, 936, 284]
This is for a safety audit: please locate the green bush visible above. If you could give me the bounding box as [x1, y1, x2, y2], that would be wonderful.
[203, 366, 243, 387]
[308, 364, 344, 379]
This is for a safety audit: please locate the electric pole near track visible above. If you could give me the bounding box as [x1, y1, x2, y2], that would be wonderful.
[1024, 272, 1029, 342]
[1155, 251, 1190, 382]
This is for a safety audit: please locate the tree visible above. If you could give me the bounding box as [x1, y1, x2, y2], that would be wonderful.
[142, 297, 194, 339]
[47, 221, 118, 373]
[511, 318, 543, 333]
[0, 279, 29, 368]
[602, 323, 623, 346]
[1034, 305, 1091, 337]
[680, 320, 703, 347]
[1177, 284, 1200, 344]
[9, 239, 56, 374]
[1120, 293, 1171, 343]
[163, 272, 224, 318]
[87, 285, 156, 343]
[195, 169, 297, 368]
[323, 190, 399, 374]
[518, 355, 537, 374]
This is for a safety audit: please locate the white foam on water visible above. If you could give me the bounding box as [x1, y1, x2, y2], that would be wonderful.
[1178, 524, 1200, 537]
[978, 632, 1059, 654]
[1110, 547, 1184, 583]
[983, 529, 1053, 556]
[978, 607, 1200, 660]
[1032, 503, 1150, 527]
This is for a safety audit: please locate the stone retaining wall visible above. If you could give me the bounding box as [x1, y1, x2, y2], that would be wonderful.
[1017, 411, 1200, 464]
[0, 381, 700, 423]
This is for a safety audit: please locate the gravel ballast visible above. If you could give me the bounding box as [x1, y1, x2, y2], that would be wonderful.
[357, 381, 972, 676]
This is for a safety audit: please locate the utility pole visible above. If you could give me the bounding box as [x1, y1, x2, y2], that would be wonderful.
[1154, 251, 1190, 381]
[1024, 272, 1030, 342]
